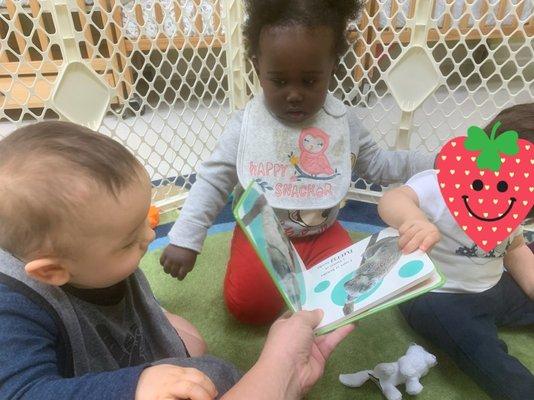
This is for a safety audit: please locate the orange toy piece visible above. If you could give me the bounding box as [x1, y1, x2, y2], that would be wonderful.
[148, 205, 160, 229]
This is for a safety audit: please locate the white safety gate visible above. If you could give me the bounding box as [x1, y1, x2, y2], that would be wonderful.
[0, 0, 532, 209]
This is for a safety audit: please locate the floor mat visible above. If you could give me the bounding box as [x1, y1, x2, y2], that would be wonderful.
[141, 231, 533, 400]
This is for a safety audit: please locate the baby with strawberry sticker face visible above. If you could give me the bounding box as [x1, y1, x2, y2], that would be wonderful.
[436, 120, 532, 252]
[378, 103, 534, 400]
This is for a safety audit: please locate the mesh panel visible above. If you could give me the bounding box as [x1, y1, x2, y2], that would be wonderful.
[328, 0, 534, 202]
[1, 0, 532, 208]
[0, 0, 231, 207]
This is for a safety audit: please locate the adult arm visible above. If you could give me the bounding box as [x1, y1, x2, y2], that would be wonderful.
[222, 310, 354, 400]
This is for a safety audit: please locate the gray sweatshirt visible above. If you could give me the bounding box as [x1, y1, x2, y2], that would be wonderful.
[169, 105, 435, 253]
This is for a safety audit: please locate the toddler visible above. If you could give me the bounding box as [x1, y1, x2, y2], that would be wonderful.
[378, 103, 534, 400]
[161, 0, 436, 325]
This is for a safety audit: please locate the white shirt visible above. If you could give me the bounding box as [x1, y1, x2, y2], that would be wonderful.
[406, 170, 522, 293]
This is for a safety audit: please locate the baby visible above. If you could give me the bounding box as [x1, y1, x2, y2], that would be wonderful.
[378, 103, 534, 400]
[0, 121, 241, 399]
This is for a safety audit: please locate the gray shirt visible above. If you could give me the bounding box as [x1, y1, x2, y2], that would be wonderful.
[61, 278, 185, 372]
[0, 249, 241, 397]
[169, 106, 435, 252]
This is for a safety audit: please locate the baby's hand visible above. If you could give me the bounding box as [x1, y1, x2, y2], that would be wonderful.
[160, 245, 198, 280]
[135, 364, 217, 400]
[398, 219, 440, 254]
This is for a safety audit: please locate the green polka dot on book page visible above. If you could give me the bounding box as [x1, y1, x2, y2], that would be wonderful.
[398, 260, 424, 278]
[314, 280, 330, 293]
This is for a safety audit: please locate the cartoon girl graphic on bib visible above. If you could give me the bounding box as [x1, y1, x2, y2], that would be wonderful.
[298, 127, 334, 176]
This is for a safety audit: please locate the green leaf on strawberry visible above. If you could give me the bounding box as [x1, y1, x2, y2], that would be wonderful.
[464, 121, 519, 171]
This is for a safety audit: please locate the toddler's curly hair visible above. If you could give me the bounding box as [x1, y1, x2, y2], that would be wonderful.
[243, 0, 364, 59]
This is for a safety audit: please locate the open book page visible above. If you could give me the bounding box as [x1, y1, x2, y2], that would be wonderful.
[233, 184, 306, 311]
[313, 268, 444, 335]
[233, 183, 444, 334]
[301, 228, 440, 332]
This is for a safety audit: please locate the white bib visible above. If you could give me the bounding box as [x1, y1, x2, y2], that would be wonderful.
[237, 92, 351, 210]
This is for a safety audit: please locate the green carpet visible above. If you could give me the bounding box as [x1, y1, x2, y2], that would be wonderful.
[140, 231, 533, 400]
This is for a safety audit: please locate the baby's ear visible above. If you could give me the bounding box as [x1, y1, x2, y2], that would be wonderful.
[25, 258, 70, 286]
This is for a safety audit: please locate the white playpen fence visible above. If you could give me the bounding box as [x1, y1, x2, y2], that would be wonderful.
[0, 0, 532, 209]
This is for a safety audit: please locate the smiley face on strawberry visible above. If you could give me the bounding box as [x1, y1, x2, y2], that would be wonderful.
[436, 121, 534, 252]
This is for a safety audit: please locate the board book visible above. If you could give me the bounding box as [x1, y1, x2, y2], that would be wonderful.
[233, 183, 445, 335]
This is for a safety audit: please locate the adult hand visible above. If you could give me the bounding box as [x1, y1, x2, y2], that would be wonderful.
[135, 364, 217, 400]
[160, 245, 198, 280]
[260, 310, 355, 397]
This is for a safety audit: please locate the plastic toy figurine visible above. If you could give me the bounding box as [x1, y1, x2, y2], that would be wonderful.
[339, 343, 437, 400]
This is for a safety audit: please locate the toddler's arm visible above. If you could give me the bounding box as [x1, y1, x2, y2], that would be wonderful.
[0, 286, 215, 400]
[161, 112, 242, 279]
[167, 112, 242, 253]
[348, 110, 436, 185]
[378, 186, 440, 253]
[0, 286, 142, 399]
[504, 235, 534, 300]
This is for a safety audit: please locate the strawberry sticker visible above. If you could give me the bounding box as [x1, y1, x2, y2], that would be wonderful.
[436, 121, 534, 252]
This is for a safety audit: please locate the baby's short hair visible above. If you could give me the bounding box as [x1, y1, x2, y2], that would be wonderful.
[0, 121, 145, 259]
[485, 103, 534, 220]
[484, 102, 534, 144]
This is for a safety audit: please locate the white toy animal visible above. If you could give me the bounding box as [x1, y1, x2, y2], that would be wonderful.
[339, 343, 437, 400]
